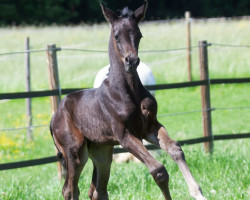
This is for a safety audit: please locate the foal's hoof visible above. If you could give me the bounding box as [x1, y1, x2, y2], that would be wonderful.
[63, 187, 80, 200]
[196, 196, 207, 200]
[190, 187, 207, 200]
[191, 193, 207, 200]
[92, 190, 109, 200]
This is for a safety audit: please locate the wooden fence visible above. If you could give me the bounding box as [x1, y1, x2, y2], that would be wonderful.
[0, 41, 250, 171]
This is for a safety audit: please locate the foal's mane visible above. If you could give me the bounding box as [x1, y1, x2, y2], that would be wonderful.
[119, 7, 135, 19]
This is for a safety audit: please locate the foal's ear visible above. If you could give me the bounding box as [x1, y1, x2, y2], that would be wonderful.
[134, 0, 148, 23]
[100, 2, 118, 24]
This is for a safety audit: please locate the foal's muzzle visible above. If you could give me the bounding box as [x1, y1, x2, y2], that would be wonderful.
[125, 54, 140, 74]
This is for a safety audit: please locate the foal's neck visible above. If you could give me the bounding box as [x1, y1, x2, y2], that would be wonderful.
[108, 35, 125, 81]
[108, 34, 141, 92]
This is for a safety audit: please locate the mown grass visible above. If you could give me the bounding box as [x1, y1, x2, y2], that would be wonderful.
[0, 19, 250, 199]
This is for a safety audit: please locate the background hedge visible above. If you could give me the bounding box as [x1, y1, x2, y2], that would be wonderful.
[0, 0, 250, 25]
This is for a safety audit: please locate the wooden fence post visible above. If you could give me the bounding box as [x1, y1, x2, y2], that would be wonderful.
[199, 40, 213, 153]
[47, 44, 61, 110]
[25, 37, 32, 141]
[46, 44, 64, 179]
[185, 11, 192, 81]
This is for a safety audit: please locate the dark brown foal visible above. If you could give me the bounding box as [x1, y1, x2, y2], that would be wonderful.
[50, 1, 207, 200]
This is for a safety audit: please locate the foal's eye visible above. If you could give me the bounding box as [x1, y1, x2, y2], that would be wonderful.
[114, 35, 119, 41]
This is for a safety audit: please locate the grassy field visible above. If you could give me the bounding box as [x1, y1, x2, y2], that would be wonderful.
[0, 18, 250, 199]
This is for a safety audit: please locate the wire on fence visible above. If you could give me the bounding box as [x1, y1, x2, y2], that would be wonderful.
[60, 48, 107, 53]
[2, 42, 250, 57]
[1, 42, 250, 57]
[0, 44, 209, 57]
[54, 44, 208, 54]
[0, 49, 48, 56]
[158, 108, 214, 118]
[158, 106, 250, 118]
[0, 125, 48, 132]
[140, 45, 202, 53]
[1, 105, 250, 132]
[210, 43, 250, 48]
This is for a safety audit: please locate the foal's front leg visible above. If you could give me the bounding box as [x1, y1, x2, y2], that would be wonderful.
[145, 123, 207, 200]
[119, 129, 172, 200]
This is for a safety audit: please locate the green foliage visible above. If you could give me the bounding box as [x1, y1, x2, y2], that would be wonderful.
[1, 0, 250, 25]
[0, 0, 82, 25]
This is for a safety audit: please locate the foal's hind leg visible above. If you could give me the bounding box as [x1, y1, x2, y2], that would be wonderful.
[55, 127, 88, 200]
[62, 142, 88, 200]
[145, 123, 207, 200]
[88, 143, 113, 200]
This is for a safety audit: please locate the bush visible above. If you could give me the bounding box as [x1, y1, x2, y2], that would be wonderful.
[0, 0, 250, 25]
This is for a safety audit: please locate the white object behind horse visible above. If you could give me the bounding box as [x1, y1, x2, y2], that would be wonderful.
[93, 62, 156, 96]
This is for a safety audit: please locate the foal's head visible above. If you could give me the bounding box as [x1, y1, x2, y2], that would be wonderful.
[101, 1, 148, 74]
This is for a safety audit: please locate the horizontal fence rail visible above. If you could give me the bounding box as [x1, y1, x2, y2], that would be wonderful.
[0, 133, 249, 171]
[1, 77, 250, 100]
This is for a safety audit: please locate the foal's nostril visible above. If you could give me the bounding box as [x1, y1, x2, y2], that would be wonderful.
[125, 56, 129, 63]
[135, 57, 140, 66]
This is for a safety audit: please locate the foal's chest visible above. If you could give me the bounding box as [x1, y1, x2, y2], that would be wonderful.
[115, 96, 157, 134]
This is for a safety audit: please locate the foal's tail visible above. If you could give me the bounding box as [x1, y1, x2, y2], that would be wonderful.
[49, 120, 67, 169]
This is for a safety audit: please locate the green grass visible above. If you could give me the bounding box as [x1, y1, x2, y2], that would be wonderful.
[0, 140, 249, 200]
[0, 19, 250, 199]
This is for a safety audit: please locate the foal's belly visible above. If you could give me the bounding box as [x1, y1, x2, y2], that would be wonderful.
[79, 115, 119, 145]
